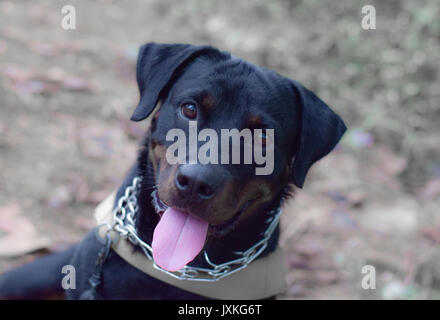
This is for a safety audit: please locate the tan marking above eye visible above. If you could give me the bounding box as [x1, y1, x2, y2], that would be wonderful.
[247, 115, 263, 128]
[201, 94, 215, 110]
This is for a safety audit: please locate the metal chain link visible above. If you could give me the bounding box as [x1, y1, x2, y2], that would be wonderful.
[110, 176, 282, 282]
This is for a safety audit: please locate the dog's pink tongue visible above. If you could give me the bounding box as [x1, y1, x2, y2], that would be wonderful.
[152, 207, 208, 272]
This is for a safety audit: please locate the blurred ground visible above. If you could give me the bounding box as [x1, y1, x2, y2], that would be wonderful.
[0, 0, 439, 299]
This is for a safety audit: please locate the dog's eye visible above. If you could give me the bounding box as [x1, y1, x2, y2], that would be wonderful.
[180, 103, 197, 120]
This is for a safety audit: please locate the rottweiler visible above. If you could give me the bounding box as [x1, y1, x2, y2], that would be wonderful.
[0, 43, 346, 299]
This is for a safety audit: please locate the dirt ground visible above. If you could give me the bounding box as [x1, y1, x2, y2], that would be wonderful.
[0, 0, 439, 299]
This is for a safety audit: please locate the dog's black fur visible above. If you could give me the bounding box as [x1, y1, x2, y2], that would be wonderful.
[0, 43, 346, 299]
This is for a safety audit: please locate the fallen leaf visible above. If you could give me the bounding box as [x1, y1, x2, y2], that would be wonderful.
[419, 178, 440, 200]
[420, 227, 440, 244]
[0, 40, 6, 55]
[61, 76, 95, 91]
[0, 64, 95, 94]
[0, 204, 51, 257]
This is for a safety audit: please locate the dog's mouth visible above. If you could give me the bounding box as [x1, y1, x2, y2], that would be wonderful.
[150, 190, 248, 272]
[151, 190, 245, 235]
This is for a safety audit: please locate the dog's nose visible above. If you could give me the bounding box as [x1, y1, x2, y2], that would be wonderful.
[175, 164, 227, 201]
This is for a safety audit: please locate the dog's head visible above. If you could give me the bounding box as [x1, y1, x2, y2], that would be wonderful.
[132, 43, 346, 271]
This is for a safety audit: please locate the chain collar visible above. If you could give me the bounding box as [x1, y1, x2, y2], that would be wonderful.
[110, 176, 282, 282]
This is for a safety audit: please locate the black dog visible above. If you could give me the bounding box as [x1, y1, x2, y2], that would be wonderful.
[0, 43, 346, 299]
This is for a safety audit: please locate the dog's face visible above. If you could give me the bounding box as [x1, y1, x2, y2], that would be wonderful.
[148, 57, 299, 230]
[132, 43, 346, 271]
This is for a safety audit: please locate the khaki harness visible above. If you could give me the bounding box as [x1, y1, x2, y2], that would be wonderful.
[94, 192, 287, 299]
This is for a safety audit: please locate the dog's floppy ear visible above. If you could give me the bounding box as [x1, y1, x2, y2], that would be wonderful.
[131, 42, 221, 121]
[290, 80, 346, 188]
